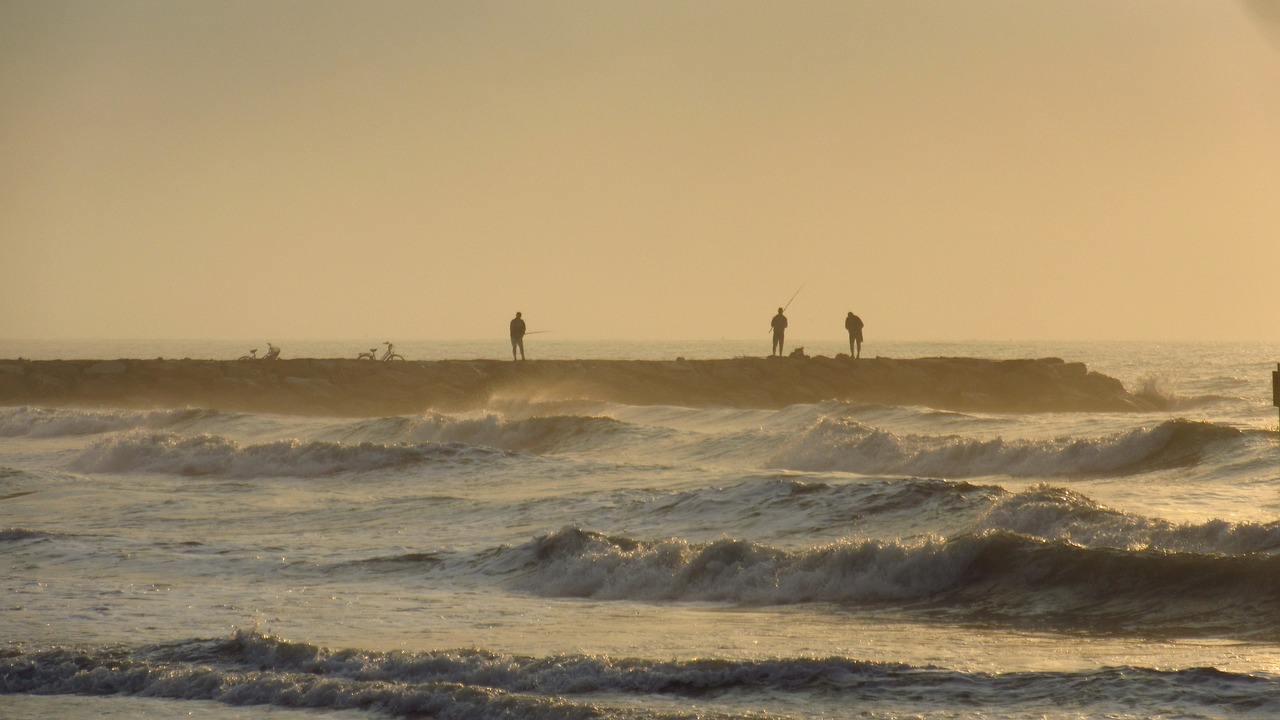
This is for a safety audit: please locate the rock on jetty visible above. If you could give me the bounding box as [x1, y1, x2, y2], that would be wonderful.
[0, 356, 1152, 416]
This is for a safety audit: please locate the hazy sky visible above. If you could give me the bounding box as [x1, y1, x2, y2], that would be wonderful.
[3, 1, 1279, 342]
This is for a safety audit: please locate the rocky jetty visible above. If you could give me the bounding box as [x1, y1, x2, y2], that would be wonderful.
[0, 356, 1152, 416]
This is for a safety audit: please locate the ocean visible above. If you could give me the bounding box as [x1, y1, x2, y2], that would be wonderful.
[2, 339, 1278, 719]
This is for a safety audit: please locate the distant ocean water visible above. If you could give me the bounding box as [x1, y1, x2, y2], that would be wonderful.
[2, 340, 1278, 719]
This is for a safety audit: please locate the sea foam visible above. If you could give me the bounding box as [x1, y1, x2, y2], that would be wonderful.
[980, 485, 1280, 554]
[0, 406, 225, 438]
[69, 431, 510, 478]
[768, 417, 1244, 478]
[490, 525, 1280, 636]
[6, 631, 1278, 718]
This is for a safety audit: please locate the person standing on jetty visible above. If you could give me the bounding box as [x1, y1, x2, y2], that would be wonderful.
[845, 311, 864, 358]
[770, 308, 788, 357]
[510, 312, 527, 361]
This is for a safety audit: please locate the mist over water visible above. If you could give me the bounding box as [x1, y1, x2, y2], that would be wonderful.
[2, 341, 1278, 719]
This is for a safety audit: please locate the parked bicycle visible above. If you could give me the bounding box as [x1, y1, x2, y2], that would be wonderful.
[357, 342, 404, 361]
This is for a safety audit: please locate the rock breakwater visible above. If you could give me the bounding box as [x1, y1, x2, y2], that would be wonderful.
[0, 356, 1150, 415]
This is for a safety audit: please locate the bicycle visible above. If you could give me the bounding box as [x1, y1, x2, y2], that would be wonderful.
[239, 343, 280, 361]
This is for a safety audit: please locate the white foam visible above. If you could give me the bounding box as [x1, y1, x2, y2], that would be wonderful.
[0, 406, 220, 438]
[767, 418, 1203, 478]
[69, 431, 504, 478]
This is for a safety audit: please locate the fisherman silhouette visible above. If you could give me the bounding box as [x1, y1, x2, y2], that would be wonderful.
[845, 312, 864, 358]
[510, 312, 526, 361]
[771, 308, 788, 357]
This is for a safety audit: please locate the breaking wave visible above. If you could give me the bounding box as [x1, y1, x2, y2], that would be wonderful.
[979, 485, 1280, 554]
[314, 411, 666, 456]
[769, 417, 1246, 478]
[591, 476, 1280, 554]
[68, 432, 511, 478]
[4, 631, 1278, 718]
[624, 475, 1000, 540]
[406, 412, 651, 454]
[0, 406, 229, 438]
[490, 524, 1280, 637]
[1132, 375, 1240, 411]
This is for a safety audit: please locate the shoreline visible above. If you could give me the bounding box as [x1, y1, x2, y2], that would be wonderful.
[0, 356, 1154, 415]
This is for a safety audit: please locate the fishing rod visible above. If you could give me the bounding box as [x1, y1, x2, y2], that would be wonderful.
[781, 282, 806, 313]
[767, 283, 806, 333]
[524, 330, 554, 335]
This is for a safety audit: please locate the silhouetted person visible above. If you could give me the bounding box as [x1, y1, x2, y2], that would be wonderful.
[770, 308, 788, 357]
[845, 312, 864, 358]
[510, 312, 526, 361]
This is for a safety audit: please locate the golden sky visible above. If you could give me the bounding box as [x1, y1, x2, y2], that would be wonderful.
[3, 0, 1278, 341]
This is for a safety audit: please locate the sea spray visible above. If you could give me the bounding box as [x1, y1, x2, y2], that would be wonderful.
[69, 431, 512, 477]
[0, 406, 227, 438]
[768, 417, 1247, 478]
[486, 527, 1280, 638]
[5, 341, 1279, 719]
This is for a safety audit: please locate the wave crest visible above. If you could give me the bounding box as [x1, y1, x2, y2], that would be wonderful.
[69, 431, 509, 477]
[490, 527, 1280, 636]
[768, 418, 1244, 478]
[0, 406, 226, 438]
[981, 485, 1280, 554]
[500, 528, 972, 603]
[408, 412, 641, 454]
[7, 631, 1279, 715]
